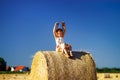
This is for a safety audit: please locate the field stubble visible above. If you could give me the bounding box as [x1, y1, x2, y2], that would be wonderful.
[0, 73, 120, 80]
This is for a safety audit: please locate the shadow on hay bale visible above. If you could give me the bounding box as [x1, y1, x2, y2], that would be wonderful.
[29, 51, 97, 80]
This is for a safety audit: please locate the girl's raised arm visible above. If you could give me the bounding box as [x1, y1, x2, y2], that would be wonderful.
[62, 21, 66, 36]
[53, 22, 59, 37]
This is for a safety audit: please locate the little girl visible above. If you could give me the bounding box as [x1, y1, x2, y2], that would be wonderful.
[53, 21, 73, 58]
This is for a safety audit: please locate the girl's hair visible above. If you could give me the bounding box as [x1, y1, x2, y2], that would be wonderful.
[56, 28, 63, 32]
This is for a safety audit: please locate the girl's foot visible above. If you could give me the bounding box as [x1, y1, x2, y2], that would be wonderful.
[64, 53, 69, 58]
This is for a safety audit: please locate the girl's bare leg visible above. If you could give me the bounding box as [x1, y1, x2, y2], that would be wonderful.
[63, 49, 69, 57]
[70, 51, 73, 57]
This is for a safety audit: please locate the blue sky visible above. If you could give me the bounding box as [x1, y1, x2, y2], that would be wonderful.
[0, 0, 120, 68]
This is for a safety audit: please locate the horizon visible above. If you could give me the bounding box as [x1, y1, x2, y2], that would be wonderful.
[0, 0, 120, 68]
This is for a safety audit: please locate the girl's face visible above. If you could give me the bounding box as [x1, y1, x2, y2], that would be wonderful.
[57, 31, 64, 37]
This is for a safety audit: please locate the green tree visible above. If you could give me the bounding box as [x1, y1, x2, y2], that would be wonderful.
[0, 57, 6, 71]
[97, 67, 120, 73]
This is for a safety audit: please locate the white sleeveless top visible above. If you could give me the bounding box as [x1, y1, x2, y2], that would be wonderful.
[55, 37, 64, 46]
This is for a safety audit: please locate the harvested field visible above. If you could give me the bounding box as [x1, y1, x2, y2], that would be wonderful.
[0, 73, 120, 80]
[97, 73, 120, 80]
[0, 74, 29, 80]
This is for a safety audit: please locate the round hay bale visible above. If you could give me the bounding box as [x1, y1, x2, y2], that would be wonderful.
[29, 51, 97, 80]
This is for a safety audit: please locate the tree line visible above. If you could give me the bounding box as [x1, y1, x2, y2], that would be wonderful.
[97, 67, 120, 73]
[0, 57, 6, 71]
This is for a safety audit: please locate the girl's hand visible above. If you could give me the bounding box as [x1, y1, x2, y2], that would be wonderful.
[55, 22, 59, 26]
[62, 21, 65, 26]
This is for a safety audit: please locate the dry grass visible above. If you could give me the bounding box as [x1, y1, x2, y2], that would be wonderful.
[0, 73, 120, 80]
[97, 73, 120, 80]
[29, 51, 97, 80]
[0, 74, 29, 80]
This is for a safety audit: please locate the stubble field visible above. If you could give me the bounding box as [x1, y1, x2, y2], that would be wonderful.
[0, 73, 120, 80]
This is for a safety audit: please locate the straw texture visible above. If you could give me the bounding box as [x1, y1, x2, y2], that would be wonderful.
[29, 51, 97, 80]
